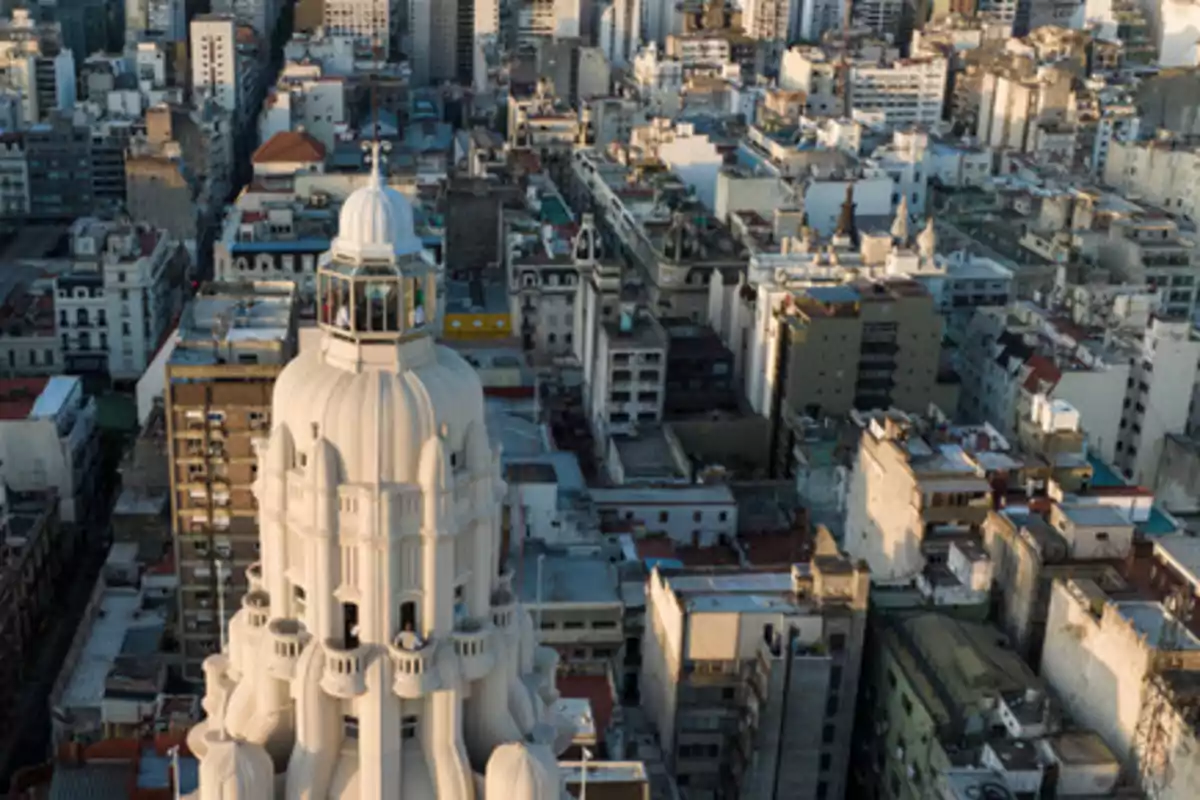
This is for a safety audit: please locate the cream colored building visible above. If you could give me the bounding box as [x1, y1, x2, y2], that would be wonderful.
[844, 412, 994, 584]
[185, 145, 575, 799]
[640, 530, 869, 800]
[1041, 578, 1200, 800]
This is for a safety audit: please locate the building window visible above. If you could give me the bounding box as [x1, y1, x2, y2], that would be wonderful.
[822, 724, 835, 744]
[658, 511, 668, 523]
[693, 511, 702, 522]
[829, 633, 846, 653]
[343, 715, 359, 739]
[819, 754, 832, 773]
[401, 715, 418, 739]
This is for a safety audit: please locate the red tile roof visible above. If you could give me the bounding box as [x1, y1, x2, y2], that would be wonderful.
[251, 130, 326, 165]
[0, 377, 48, 420]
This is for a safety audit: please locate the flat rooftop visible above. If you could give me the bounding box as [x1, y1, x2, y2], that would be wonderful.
[506, 453, 586, 496]
[171, 281, 296, 366]
[1154, 535, 1200, 585]
[58, 587, 168, 712]
[602, 317, 667, 350]
[517, 545, 621, 605]
[1043, 731, 1118, 767]
[611, 429, 686, 481]
[884, 613, 1042, 730]
[591, 484, 736, 506]
[1115, 601, 1200, 650]
[505, 462, 557, 483]
[444, 279, 508, 315]
[1058, 504, 1131, 528]
[560, 761, 648, 784]
[663, 570, 804, 613]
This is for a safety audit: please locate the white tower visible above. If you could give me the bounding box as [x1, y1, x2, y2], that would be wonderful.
[185, 143, 573, 800]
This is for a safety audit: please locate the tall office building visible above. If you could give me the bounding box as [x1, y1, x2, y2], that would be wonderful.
[742, 0, 796, 41]
[190, 14, 239, 113]
[184, 147, 573, 798]
[324, 0, 393, 55]
[166, 281, 299, 678]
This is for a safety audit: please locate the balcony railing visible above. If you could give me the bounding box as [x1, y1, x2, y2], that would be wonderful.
[452, 618, 495, 682]
[267, 618, 309, 680]
[321, 638, 370, 698]
[389, 636, 439, 699]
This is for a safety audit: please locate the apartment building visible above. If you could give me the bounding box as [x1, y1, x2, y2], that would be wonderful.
[55, 219, 188, 382]
[659, 317, 737, 417]
[257, 63, 347, 153]
[844, 411, 997, 583]
[640, 531, 869, 800]
[166, 281, 298, 677]
[517, 542, 625, 676]
[756, 278, 954, 441]
[22, 113, 129, 220]
[1095, 215, 1200, 320]
[1041, 577, 1200, 799]
[570, 148, 747, 323]
[1104, 138, 1200, 226]
[741, 0, 795, 41]
[505, 181, 582, 363]
[0, 486, 63, 733]
[190, 15, 240, 114]
[0, 266, 59, 376]
[780, 44, 948, 128]
[587, 299, 669, 445]
[322, 0, 392, 55]
[0, 377, 100, 525]
[0, 10, 74, 125]
[851, 612, 1124, 800]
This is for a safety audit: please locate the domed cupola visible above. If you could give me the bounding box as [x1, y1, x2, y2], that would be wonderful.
[318, 141, 438, 342]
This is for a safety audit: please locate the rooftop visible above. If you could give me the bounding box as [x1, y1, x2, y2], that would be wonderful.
[517, 544, 621, 606]
[611, 429, 687, 481]
[0, 377, 49, 421]
[559, 761, 648, 784]
[170, 281, 296, 367]
[602, 316, 668, 351]
[251, 130, 327, 164]
[57, 587, 168, 713]
[1043, 731, 1118, 767]
[591, 484, 736, 507]
[884, 613, 1042, 733]
[1114, 601, 1200, 650]
[1057, 503, 1132, 528]
[1154, 534, 1200, 584]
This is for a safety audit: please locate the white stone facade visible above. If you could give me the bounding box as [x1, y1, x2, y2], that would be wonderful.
[186, 148, 573, 800]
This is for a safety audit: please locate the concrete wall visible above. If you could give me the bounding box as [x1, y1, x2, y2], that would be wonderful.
[1155, 435, 1200, 515]
[844, 435, 926, 582]
[1040, 579, 1151, 762]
